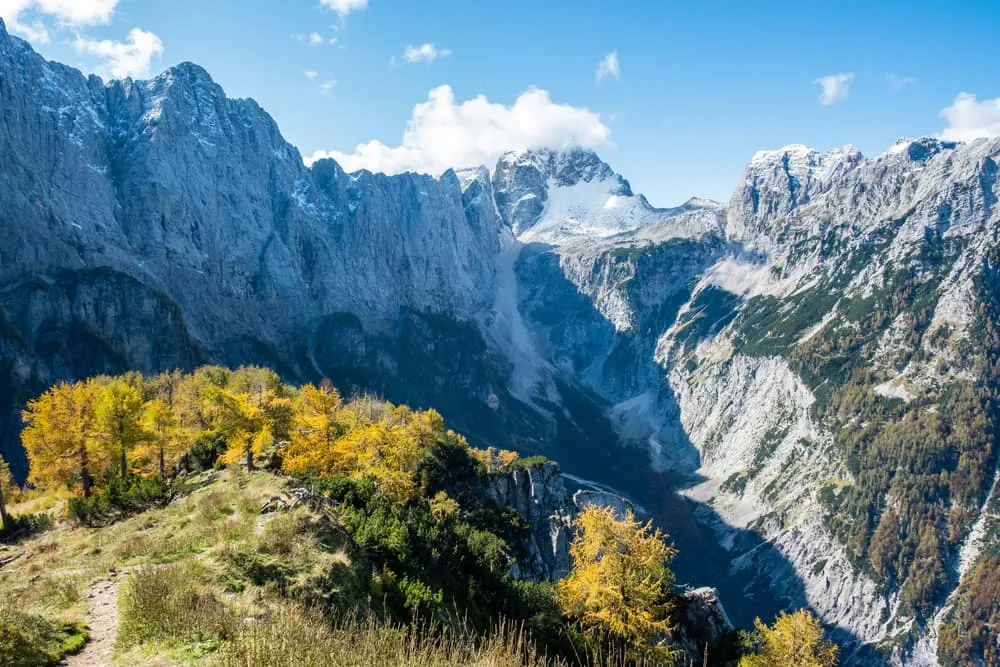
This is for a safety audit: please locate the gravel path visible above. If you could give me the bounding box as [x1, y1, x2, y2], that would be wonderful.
[63, 575, 120, 667]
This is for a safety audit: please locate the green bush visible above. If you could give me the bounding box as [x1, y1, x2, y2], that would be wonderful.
[67, 470, 169, 526]
[0, 601, 86, 666]
[0, 512, 53, 543]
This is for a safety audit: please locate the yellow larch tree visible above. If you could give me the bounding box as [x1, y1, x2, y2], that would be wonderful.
[738, 609, 838, 667]
[22, 380, 105, 497]
[283, 382, 344, 475]
[94, 380, 146, 480]
[140, 398, 183, 479]
[334, 422, 418, 501]
[557, 506, 679, 664]
[210, 367, 292, 471]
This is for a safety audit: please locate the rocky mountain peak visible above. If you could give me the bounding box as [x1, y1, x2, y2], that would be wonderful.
[726, 142, 864, 249]
[887, 136, 960, 164]
[490, 148, 664, 243]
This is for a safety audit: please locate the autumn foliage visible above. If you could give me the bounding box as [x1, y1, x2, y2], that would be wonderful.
[738, 609, 838, 667]
[557, 506, 679, 663]
[19, 367, 468, 507]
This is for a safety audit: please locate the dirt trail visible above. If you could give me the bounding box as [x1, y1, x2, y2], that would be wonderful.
[63, 575, 120, 667]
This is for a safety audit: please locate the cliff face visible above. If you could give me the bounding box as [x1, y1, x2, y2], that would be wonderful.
[0, 19, 503, 478]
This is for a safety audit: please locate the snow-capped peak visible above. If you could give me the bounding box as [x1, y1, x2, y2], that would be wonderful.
[491, 148, 676, 244]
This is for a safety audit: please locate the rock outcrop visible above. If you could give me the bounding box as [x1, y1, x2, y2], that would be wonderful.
[481, 460, 640, 582]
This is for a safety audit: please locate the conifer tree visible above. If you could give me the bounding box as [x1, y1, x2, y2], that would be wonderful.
[22, 381, 103, 496]
[739, 609, 838, 667]
[141, 398, 180, 479]
[95, 380, 146, 480]
[283, 382, 344, 474]
[557, 506, 679, 663]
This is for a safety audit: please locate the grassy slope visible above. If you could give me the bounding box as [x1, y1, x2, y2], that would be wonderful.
[0, 470, 560, 666]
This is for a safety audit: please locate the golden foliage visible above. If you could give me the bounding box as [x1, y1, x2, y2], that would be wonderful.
[556, 506, 679, 663]
[281, 400, 448, 502]
[94, 380, 146, 479]
[739, 609, 838, 667]
[22, 380, 106, 496]
[137, 398, 185, 479]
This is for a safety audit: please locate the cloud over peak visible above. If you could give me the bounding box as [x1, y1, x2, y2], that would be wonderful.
[305, 84, 611, 175]
[939, 92, 1000, 143]
[73, 27, 163, 79]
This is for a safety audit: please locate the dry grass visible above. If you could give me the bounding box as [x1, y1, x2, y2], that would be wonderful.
[118, 561, 240, 649]
[213, 606, 568, 667]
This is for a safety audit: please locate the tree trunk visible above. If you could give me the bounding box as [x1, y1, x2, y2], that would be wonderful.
[81, 447, 92, 498]
[120, 444, 127, 480]
[0, 483, 8, 530]
[159, 444, 166, 481]
[245, 445, 254, 472]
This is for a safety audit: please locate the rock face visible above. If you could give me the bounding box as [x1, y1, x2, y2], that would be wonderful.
[3, 21, 1000, 666]
[481, 460, 641, 582]
[672, 587, 736, 664]
[482, 461, 576, 582]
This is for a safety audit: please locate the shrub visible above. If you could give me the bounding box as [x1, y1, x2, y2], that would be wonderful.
[0, 600, 86, 666]
[67, 470, 169, 526]
[0, 512, 53, 543]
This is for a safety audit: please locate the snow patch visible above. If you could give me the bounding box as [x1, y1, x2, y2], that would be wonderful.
[874, 378, 915, 403]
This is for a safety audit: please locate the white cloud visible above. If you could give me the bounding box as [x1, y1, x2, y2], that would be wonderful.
[320, 0, 367, 16]
[304, 70, 319, 79]
[298, 31, 336, 46]
[401, 42, 450, 64]
[938, 92, 1000, 143]
[73, 28, 163, 79]
[319, 79, 336, 96]
[886, 72, 916, 91]
[815, 72, 853, 105]
[595, 51, 620, 81]
[305, 84, 611, 174]
[0, 0, 118, 43]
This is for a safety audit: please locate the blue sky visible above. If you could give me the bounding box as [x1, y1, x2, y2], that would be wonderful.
[3, 0, 999, 205]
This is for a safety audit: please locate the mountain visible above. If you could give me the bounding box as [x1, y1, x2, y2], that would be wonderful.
[1, 19, 998, 665]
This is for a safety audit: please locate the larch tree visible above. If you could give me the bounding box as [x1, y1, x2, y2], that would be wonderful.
[738, 610, 838, 667]
[557, 506, 679, 664]
[283, 382, 344, 475]
[22, 381, 103, 497]
[211, 367, 291, 471]
[95, 380, 146, 480]
[141, 398, 181, 479]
